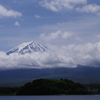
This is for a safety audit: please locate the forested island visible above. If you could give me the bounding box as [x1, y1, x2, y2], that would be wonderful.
[1, 79, 100, 95]
[16, 79, 88, 95]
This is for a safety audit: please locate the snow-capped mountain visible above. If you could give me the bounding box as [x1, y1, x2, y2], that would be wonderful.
[6, 41, 48, 55]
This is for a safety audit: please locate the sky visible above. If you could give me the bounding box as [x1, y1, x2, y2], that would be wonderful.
[0, 0, 100, 69]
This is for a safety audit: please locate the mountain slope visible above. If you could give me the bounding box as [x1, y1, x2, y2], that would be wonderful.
[0, 66, 100, 87]
[6, 41, 47, 55]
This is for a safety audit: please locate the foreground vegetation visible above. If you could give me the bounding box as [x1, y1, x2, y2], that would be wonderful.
[1, 79, 100, 95]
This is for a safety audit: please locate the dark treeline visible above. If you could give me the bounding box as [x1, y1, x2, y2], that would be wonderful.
[1, 79, 100, 95]
[0, 87, 19, 95]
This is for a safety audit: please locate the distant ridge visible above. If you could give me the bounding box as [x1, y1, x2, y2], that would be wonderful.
[6, 41, 48, 55]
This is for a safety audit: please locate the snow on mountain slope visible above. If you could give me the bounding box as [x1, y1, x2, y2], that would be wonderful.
[6, 41, 48, 55]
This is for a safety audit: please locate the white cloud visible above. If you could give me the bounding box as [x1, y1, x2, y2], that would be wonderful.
[76, 4, 100, 14]
[37, 14, 100, 45]
[40, 31, 61, 41]
[40, 0, 100, 15]
[1, 42, 100, 69]
[62, 31, 73, 39]
[15, 21, 20, 26]
[40, 0, 87, 12]
[0, 5, 22, 18]
[40, 31, 73, 41]
[35, 15, 41, 18]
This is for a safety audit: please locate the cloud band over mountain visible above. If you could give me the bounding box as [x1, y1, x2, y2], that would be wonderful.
[0, 42, 100, 70]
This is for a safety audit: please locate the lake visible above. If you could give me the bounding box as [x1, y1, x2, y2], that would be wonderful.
[0, 95, 100, 100]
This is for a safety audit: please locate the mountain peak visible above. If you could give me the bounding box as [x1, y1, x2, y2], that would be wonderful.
[6, 41, 47, 55]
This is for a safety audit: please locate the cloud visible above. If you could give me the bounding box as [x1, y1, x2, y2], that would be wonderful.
[35, 15, 41, 18]
[76, 4, 100, 14]
[0, 5, 22, 18]
[13, 1, 17, 3]
[95, 34, 100, 38]
[40, 0, 87, 12]
[1, 42, 100, 69]
[40, 31, 73, 41]
[15, 21, 20, 26]
[62, 31, 73, 39]
[40, 0, 100, 16]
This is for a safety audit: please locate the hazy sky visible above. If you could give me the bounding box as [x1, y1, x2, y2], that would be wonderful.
[0, 0, 100, 51]
[0, 0, 100, 69]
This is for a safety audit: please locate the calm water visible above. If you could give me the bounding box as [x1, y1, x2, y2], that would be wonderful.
[0, 95, 100, 100]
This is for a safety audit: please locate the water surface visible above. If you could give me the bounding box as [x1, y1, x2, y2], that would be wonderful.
[0, 95, 100, 100]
